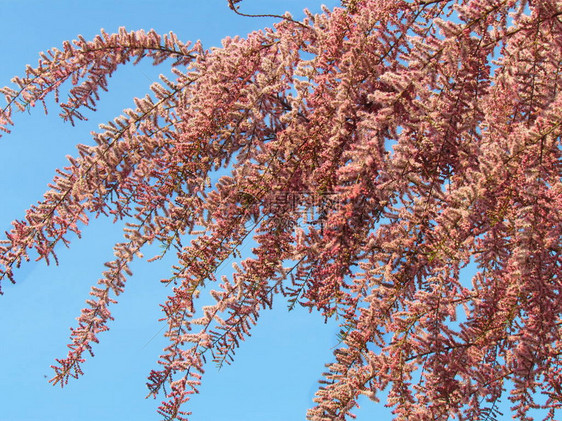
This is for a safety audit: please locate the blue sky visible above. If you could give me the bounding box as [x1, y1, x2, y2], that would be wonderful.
[0, 1, 393, 420]
[1, 2, 553, 421]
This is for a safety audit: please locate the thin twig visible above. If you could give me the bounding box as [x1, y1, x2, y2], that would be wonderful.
[227, 0, 309, 29]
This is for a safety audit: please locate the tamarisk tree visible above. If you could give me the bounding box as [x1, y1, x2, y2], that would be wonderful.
[1, 0, 561, 419]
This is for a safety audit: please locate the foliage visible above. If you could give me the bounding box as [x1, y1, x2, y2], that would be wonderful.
[1, 0, 561, 419]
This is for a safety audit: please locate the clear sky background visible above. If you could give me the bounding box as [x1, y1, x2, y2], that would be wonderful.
[0, 2, 553, 421]
[0, 1, 394, 420]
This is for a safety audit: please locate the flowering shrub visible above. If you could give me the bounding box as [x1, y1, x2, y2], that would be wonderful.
[1, 1, 561, 419]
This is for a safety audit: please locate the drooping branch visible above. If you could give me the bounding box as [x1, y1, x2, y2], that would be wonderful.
[1, 1, 561, 420]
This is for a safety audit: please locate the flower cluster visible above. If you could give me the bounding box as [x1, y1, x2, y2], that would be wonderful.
[1, 1, 561, 420]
